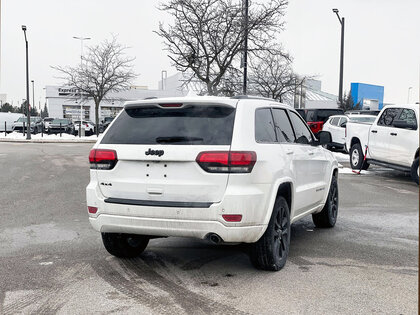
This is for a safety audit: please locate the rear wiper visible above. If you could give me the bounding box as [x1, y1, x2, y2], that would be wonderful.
[155, 136, 204, 143]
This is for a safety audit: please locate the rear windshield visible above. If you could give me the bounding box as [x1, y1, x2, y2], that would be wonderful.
[52, 119, 70, 124]
[350, 116, 376, 123]
[306, 109, 344, 122]
[101, 105, 236, 145]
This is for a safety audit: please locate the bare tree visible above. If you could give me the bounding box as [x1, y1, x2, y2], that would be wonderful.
[248, 52, 306, 103]
[156, 0, 288, 96]
[53, 37, 136, 135]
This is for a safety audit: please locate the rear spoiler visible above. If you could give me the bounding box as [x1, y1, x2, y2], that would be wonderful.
[124, 101, 237, 110]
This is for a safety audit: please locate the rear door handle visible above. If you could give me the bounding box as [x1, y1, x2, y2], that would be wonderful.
[390, 132, 397, 136]
[286, 150, 294, 155]
[371, 130, 377, 133]
[308, 152, 315, 156]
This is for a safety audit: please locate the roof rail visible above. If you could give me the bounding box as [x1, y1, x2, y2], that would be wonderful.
[231, 95, 278, 102]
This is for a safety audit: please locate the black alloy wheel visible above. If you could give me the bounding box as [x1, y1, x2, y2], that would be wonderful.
[250, 197, 291, 271]
[312, 175, 339, 228]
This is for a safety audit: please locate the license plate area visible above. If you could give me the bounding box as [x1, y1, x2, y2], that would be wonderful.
[145, 161, 170, 180]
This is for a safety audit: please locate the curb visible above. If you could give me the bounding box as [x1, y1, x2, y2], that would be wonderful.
[0, 138, 97, 143]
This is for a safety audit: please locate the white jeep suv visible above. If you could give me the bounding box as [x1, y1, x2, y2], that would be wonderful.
[87, 96, 339, 271]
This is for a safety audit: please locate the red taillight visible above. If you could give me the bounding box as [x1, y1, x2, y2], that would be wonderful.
[222, 214, 242, 222]
[88, 206, 98, 214]
[89, 149, 118, 170]
[159, 103, 183, 108]
[196, 151, 256, 173]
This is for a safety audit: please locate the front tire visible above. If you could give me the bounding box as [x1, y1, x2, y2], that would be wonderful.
[350, 143, 369, 170]
[102, 233, 149, 258]
[250, 197, 291, 271]
[411, 158, 419, 185]
[312, 175, 339, 228]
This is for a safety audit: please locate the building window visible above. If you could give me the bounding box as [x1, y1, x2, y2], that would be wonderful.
[63, 105, 90, 120]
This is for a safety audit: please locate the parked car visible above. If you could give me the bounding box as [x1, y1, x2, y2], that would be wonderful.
[345, 110, 380, 116]
[322, 114, 376, 150]
[86, 96, 339, 271]
[345, 104, 419, 184]
[101, 116, 115, 132]
[73, 120, 95, 136]
[42, 117, 54, 132]
[12, 116, 43, 134]
[0, 112, 24, 133]
[301, 108, 345, 135]
[47, 118, 74, 134]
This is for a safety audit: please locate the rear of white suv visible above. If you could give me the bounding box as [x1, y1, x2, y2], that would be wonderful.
[87, 96, 338, 271]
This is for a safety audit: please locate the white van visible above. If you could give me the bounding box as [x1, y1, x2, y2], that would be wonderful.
[0, 112, 24, 132]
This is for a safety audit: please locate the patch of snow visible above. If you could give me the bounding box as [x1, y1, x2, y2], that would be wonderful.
[333, 152, 349, 162]
[339, 167, 370, 175]
[0, 132, 99, 142]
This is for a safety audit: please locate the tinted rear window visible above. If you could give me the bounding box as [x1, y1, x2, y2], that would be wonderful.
[101, 105, 236, 145]
[307, 109, 344, 122]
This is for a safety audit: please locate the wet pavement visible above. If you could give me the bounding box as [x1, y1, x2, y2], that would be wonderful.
[0, 143, 418, 314]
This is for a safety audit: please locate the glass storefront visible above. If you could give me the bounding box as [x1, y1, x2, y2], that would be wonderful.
[63, 105, 90, 120]
[100, 106, 122, 118]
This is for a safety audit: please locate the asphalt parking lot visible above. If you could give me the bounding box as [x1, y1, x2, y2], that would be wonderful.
[0, 142, 418, 314]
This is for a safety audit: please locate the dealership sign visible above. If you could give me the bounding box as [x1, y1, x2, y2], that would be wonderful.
[58, 88, 89, 97]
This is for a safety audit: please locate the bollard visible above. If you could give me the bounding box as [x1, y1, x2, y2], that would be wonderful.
[23, 122, 26, 136]
[41, 122, 44, 137]
[60, 123, 62, 137]
[4, 121, 6, 136]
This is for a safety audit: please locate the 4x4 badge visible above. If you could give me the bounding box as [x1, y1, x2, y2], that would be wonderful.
[145, 148, 164, 157]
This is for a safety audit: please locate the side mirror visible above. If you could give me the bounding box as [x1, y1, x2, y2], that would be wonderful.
[314, 131, 332, 146]
[340, 122, 347, 128]
[393, 120, 417, 130]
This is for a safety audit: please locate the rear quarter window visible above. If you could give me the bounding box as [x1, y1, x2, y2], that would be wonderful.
[101, 105, 236, 145]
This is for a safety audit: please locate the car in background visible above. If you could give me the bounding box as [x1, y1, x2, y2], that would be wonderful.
[42, 117, 54, 132]
[345, 110, 380, 116]
[73, 120, 95, 136]
[101, 116, 115, 131]
[47, 118, 74, 134]
[301, 108, 345, 135]
[12, 116, 43, 134]
[346, 104, 419, 184]
[322, 114, 376, 150]
[0, 112, 24, 133]
[295, 109, 306, 119]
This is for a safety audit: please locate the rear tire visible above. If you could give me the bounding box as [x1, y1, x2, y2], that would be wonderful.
[411, 158, 419, 185]
[102, 233, 149, 258]
[312, 175, 338, 228]
[350, 143, 369, 170]
[250, 197, 291, 271]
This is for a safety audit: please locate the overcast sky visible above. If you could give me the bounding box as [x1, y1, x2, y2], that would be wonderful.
[1, 0, 419, 108]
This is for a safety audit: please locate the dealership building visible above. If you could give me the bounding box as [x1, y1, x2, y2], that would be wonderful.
[46, 72, 385, 120]
[45, 73, 188, 122]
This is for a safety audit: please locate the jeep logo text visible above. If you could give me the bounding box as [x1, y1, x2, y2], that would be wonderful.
[145, 148, 164, 157]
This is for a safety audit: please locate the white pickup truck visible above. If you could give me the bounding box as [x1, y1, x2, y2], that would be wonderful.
[345, 104, 419, 184]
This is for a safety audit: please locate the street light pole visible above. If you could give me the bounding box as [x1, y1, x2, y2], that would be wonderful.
[31, 80, 35, 115]
[22, 25, 31, 140]
[242, 0, 249, 95]
[407, 87, 412, 103]
[73, 36, 90, 137]
[333, 9, 345, 106]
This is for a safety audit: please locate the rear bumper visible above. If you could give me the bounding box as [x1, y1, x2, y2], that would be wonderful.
[86, 180, 268, 243]
[89, 214, 265, 243]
